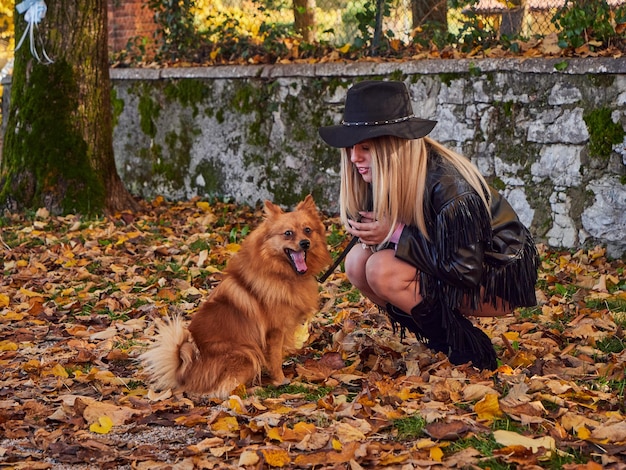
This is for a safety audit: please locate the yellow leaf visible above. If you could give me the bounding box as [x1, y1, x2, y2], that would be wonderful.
[19, 287, 43, 298]
[379, 453, 409, 465]
[115, 235, 128, 245]
[0, 294, 9, 307]
[225, 243, 241, 253]
[331, 438, 342, 450]
[49, 363, 69, 378]
[430, 446, 444, 462]
[577, 426, 591, 440]
[503, 331, 520, 341]
[267, 427, 283, 442]
[1, 311, 24, 321]
[211, 416, 239, 435]
[493, 429, 556, 453]
[260, 448, 290, 467]
[22, 359, 40, 371]
[293, 421, 315, 437]
[227, 396, 244, 413]
[90, 415, 114, 434]
[210, 48, 220, 60]
[293, 321, 310, 349]
[338, 43, 351, 53]
[231, 383, 247, 398]
[395, 387, 420, 401]
[475, 393, 503, 420]
[510, 351, 535, 368]
[0, 340, 18, 351]
[196, 201, 211, 212]
[415, 438, 436, 450]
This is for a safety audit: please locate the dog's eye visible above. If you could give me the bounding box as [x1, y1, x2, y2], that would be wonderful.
[304, 227, 312, 235]
[284, 230, 294, 237]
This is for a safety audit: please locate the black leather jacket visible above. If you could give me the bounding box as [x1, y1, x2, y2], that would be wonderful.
[395, 154, 539, 312]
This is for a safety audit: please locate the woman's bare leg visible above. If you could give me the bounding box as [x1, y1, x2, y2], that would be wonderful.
[364, 250, 422, 313]
[344, 244, 386, 307]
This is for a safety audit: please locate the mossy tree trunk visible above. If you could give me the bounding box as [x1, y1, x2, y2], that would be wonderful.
[0, 0, 138, 216]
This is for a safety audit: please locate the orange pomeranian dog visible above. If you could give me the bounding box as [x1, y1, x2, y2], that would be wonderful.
[141, 195, 331, 398]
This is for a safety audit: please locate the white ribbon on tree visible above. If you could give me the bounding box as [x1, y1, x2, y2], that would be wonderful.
[15, 0, 53, 64]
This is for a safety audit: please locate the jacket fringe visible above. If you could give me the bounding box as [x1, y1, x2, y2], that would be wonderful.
[434, 192, 492, 260]
[483, 231, 540, 308]
[422, 191, 539, 312]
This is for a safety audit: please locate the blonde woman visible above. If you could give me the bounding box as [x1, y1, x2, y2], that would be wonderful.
[319, 80, 539, 370]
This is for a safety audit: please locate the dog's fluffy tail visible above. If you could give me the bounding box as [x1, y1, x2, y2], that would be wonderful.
[140, 316, 194, 392]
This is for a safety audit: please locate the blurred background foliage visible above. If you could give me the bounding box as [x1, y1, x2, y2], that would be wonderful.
[125, 0, 626, 64]
[0, 0, 624, 67]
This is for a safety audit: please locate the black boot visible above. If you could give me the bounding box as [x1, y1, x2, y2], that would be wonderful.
[384, 303, 423, 342]
[386, 302, 449, 353]
[410, 302, 498, 371]
[445, 312, 498, 371]
[407, 301, 450, 354]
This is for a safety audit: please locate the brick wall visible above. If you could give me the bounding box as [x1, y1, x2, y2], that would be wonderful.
[107, 0, 157, 53]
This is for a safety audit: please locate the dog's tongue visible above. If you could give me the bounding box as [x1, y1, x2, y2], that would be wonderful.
[290, 251, 307, 273]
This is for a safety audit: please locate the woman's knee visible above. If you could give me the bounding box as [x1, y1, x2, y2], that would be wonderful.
[344, 248, 369, 288]
[364, 251, 401, 293]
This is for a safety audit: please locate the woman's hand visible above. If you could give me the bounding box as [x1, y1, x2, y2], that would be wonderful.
[347, 211, 392, 246]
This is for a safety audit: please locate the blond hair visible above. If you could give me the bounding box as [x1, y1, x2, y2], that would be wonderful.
[339, 136, 491, 249]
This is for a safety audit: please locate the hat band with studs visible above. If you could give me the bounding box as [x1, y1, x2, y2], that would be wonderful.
[341, 114, 416, 127]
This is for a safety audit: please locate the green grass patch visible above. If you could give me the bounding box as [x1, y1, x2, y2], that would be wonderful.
[256, 383, 332, 401]
[392, 414, 426, 440]
[596, 335, 625, 354]
[189, 239, 211, 252]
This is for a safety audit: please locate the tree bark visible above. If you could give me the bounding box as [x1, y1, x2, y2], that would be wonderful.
[1, 0, 138, 216]
[293, 0, 316, 43]
[411, 0, 447, 29]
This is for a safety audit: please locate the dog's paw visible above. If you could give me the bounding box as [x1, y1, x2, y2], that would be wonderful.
[271, 376, 290, 387]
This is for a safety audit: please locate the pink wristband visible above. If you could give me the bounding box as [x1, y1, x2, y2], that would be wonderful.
[389, 223, 405, 244]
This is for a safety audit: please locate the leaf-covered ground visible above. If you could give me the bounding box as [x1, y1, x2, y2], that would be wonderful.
[0, 198, 624, 469]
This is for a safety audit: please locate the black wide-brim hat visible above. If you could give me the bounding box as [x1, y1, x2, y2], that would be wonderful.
[318, 80, 437, 148]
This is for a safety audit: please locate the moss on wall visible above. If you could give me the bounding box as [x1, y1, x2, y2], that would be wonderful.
[138, 84, 161, 138]
[194, 158, 226, 196]
[439, 73, 465, 86]
[164, 79, 211, 117]
[159, 120, 198, 190]
[230, 80, 278, 147]
[111, 88, 125, 128]
[583, 107, 624, 160]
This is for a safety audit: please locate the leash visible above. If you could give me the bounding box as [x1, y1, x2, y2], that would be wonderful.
[318, 235, 359, 283]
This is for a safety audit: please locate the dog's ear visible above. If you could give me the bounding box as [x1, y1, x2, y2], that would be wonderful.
[296, 194, 316, 213]
[264, 200, 284, 218]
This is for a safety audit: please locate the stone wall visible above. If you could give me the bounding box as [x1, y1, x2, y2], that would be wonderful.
[110, 58, 626, 257]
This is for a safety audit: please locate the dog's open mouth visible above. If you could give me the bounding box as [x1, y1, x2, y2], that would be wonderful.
[286, 249, 307, 274]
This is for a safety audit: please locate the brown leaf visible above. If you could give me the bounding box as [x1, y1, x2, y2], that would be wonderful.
[424, 420, 475, 440]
